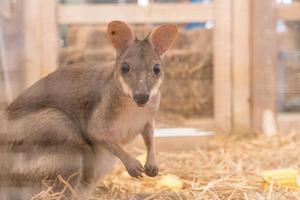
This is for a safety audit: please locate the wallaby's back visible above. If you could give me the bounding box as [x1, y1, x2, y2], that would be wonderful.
[6, 63, 113, 125]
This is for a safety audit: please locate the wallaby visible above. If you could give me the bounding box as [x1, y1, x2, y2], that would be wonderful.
[0, 21, 178, 199]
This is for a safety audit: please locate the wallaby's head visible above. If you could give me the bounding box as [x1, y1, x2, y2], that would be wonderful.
[107, 21, 178, 107]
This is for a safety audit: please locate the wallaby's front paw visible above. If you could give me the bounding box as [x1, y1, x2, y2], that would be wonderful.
[145, 161, 159, 177]
[125, 158, 144, 178]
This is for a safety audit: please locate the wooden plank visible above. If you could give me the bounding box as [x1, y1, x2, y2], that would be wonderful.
[278, 113, 300, 122]
[129, 134, 213, 151]
[252, 0, 277, 134]
[213, 0, 232, 132]
[58, 3, 214, 24]
[278, 113, 300, 133]
[232, 0, 251, 132]
[23, 0, 42, 87]
[40, 1, 59, 76]
[277, 2, 300, 21]
[156, 117, 215, 130]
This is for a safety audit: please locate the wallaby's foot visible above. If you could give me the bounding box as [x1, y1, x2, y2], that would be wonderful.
[124, 157, 144, 178]
[145, 159, 159, 177]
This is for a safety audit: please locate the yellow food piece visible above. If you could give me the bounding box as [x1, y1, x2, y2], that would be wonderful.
[156, 174, 183, 191]
[136, 154, 183, 191]
[261, 168, 300, 189]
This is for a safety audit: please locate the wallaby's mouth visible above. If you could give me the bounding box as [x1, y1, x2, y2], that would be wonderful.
[136, 102, 148, 107]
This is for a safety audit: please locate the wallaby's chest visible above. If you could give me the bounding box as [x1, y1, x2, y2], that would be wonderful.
[88, 92, 159, 144]
[110, 105, 154, 144]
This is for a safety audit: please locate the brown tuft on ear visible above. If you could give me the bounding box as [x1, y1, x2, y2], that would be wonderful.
[107, 21, 135, 54]
[148, 24, 178, 56]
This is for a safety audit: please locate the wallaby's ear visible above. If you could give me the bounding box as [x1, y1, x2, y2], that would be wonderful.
[107, 21, 135, 54]
[148, 24, 178, 56]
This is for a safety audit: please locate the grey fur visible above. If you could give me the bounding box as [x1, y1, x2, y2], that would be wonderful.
[0, 21, 177, 199]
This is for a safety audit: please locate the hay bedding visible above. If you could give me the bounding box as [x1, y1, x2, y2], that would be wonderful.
[88, 132, 300, 200]
[32, 132, 300, 199]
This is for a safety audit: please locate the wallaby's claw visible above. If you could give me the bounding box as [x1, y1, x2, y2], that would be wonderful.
[144, 162, 159, 177]
[125, 158, 144, 178]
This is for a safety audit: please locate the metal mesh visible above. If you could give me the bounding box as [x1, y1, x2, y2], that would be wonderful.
[277, 21, 300, 113]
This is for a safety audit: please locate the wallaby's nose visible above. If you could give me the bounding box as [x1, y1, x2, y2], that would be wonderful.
[133, 93, 150, 106]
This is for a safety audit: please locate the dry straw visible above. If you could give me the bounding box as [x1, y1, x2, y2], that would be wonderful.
[33, 131, 300, 200]
[94, 132, 300, 200]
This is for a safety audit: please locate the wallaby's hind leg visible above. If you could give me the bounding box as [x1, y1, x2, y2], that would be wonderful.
[0, 109, 90, 199]
[78, 146, 119, 198]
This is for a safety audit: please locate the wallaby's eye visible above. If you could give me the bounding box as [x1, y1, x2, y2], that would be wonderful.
[121, 63, 130, 75]
[153, 64, 161, 76]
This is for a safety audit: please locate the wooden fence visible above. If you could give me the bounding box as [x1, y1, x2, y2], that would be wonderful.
[2, 0, 300, 133]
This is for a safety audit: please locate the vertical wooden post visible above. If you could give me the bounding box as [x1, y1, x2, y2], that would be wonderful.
[0, 0, 25, 105]
[213, 0, 232, 132]
[23, 0, 42, 87]
[232, 0, 251, 132]
[252, 0, 277, 134]
[40, 1, 59, 77]
[23, 0, 58, 87]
